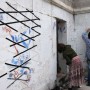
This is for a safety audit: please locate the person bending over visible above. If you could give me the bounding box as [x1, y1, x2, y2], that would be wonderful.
[58, 43, 84, 90]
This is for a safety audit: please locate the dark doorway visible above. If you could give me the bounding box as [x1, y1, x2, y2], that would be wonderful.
[56, 18, 67, 74]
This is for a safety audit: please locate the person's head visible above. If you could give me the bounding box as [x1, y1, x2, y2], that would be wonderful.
[57, 43, 65, 53]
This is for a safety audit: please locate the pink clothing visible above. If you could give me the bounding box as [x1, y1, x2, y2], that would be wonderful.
[69, 55, 84, 88]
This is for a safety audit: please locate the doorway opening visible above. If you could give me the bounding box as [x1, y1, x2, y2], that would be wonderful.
[56, 18, 67, 74]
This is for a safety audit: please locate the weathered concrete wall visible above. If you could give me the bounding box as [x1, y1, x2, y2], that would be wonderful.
[0, 0, 75, 90]
[74, 13, 90, 67]
[51, 0, 90, 14]
[52, 4, 75, 45]
[73, 0, 90, 9]
[60, 0, 73, 7]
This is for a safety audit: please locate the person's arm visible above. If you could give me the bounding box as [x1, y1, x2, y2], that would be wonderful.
[82, 32, 88, 42]
[63, 54, 71, 65]
[82, 32, 90, 46]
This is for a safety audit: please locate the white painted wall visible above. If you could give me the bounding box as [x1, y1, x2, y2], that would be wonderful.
[75, 13, 90, 67]
[52, 5, 75, 49]
[0, 0, 75, 90]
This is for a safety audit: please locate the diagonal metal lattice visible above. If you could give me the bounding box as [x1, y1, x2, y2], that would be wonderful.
[0, 2, 41, 88]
